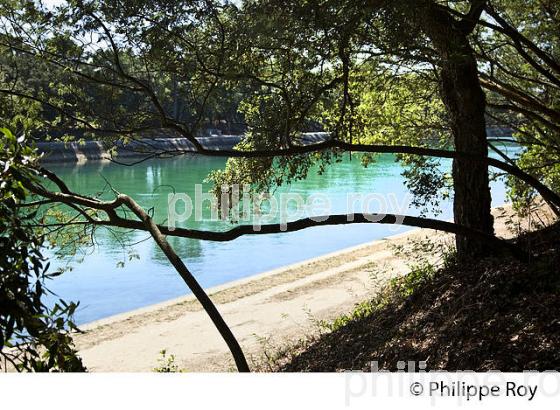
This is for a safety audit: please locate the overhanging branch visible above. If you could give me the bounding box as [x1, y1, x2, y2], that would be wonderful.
[110, 139, 560, 216]
[27, 174, 529, 260]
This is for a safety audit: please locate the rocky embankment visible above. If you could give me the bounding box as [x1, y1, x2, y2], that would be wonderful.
[37, 135, 241, 164]
[37, 132, 330, 164]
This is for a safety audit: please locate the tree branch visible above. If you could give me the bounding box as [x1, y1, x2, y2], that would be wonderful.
[117, 193, 250, 372]
[26, 177, 529, 260]
[459, 0, 487, 34]
[108, 139, 560, 215]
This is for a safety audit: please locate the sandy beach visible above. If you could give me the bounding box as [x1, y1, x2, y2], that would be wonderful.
[74, 204, 552, 371]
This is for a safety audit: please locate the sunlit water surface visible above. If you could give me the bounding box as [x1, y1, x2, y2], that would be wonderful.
[45, 149, 518, 324]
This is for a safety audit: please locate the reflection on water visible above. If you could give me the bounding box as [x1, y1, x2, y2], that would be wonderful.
[45, 153, 512, 324]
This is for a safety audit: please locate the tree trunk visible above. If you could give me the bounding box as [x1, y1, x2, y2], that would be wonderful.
[419, 3, 494, 257]
[441, 59, 494, 257]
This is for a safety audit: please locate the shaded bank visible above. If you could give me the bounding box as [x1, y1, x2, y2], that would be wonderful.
[280, 218, 560, 372]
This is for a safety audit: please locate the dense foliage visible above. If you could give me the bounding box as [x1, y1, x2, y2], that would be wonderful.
[1, 0, 558, 215]
[0, 128, 84, 372]
[472, 0, 560, 210]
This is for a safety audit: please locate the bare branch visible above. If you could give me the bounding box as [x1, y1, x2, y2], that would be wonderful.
[117, 193, 250, 372]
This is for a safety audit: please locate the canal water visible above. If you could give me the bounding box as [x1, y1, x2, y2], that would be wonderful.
[45, 150, 516, 324]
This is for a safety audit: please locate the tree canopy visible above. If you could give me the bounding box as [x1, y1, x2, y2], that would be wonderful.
[1, 0, 559, 372]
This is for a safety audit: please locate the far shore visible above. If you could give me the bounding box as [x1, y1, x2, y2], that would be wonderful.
[74, 203, 554, 371]
[37, 133, 329, 164]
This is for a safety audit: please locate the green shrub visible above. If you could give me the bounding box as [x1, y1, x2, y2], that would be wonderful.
[0, 128, 84, 372]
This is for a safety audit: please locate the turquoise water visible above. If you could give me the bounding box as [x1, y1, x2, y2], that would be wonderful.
[45, 152, 514, 324]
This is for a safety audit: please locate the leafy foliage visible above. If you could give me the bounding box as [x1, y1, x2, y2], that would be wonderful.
[507, 141, 560, 213]
[1, 0, 558, 217]
[0, 128, 84, 372]
[473, 0, 560, 211]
